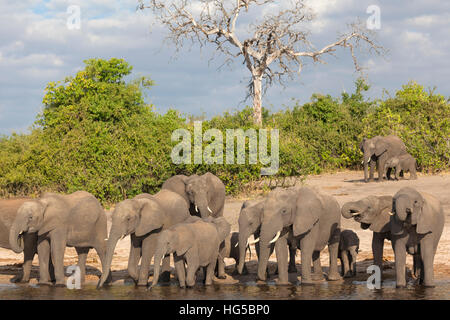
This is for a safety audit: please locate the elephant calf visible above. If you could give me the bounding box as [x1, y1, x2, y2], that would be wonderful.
[384, 153, 417, 180]
[338, 230, 359, 277]
[151, 217, 231, 288]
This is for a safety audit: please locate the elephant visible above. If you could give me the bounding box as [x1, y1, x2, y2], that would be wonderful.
[97, 189, 190, 287]
[236, 200, 297, 276]
[390, 187, 445, 287]
[10, 191, 109, 286]
[257, 187, 341, 285]
[338, 229, 359, 277]
[384, 153, 417, 180]
[162, 173, 225, 219]
[360, 135, 407, 182]
[151, 216, 231, 288]
[341, 195, 393, 272]
[0, 198, 38, 283]
[217, 232, 241, 277]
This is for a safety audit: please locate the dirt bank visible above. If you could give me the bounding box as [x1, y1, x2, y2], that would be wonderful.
[0, 171, 449, 285]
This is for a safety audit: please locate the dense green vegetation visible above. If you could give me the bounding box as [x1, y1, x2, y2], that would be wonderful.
[1, 59, 448, 203]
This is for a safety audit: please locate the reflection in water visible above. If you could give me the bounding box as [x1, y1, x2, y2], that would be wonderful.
[0, 279, 449, 300]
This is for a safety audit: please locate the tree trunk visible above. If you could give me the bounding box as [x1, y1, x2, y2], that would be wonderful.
[252, 75, 262, 126]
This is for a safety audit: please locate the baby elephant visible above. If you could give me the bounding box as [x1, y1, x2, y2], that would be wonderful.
[338, 230, 359, 277]
[384, 153, 417, 180]
[151, 217, 230, 288]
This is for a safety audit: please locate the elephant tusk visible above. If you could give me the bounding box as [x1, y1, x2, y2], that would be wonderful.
[195, 205, 198, 212]
[234, 242, 239, 248]
[388, 212, 395, 216]
[207, 206, 213, 213]
[269, 231, 281, 244]
[104, 238, 108, 241]
[248, 237, 260, 245]
[352, 212, 361, 216]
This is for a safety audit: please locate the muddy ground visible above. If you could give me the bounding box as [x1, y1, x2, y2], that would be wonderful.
[0, 171, 449, 286]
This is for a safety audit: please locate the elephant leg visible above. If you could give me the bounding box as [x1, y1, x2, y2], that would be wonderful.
[50, 234, 67, 287]
[410, 166, 417, 180]
[420, 236, 435, 287]
[377, 158, 386, 182]
[216, 257, 226, 279]
[369, 159, 376, 181]
[185, 252, 199, 288]
[37, 238, 51, 285]
[75, 247, 89, 284]
[128, 234, 142, 282]
[393, 237, 407, 288]
[160, 254, 171, 283]
[340, 250, 350, 277]
[412, 254, 422, 281]
[288, 243, 297, 273]
[274, 236, 289, 285]
[205, 259, 216, 286]
[174, 254, 186, 288]
[372, 233, 385, 273]
[349, 247, 358, 276]
[312, 251, 324, 281]
[327, 239, 341, 281]
[299, 228, 317, 285]
[137, 235, 156, 286]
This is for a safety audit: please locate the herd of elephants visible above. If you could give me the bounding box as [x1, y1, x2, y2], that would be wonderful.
[0, 135, 445, 291]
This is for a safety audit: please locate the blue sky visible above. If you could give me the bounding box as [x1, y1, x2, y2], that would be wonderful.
[0, 0, 449, 134]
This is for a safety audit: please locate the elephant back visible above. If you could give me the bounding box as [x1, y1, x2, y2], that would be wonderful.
[155, 189, 190, 226]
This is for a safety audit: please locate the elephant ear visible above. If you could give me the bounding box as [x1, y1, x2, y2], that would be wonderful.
[38, 198, 63, 236]
[416, 200, 433, 234]
[135, 199, 165, 237]
[375, 140, 388, 157]
[293, 190, 320, 237]
[175, 227, 193, 256]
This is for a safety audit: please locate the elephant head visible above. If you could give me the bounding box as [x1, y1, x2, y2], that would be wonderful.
[341, 195, 392, 233]
[9, 197, 60, 253]
[257, 187, 317, 281]
[185, 175, 213, 218]
[236, 201, 263, 274]
[98, 197, 166, 287]
[390, 187, 431, 235]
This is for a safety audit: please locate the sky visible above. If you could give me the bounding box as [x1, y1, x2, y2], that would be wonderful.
[0, 0, 449, 134]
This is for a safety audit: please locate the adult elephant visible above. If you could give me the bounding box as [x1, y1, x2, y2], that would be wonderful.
[162, 173, 225, 218]
[0, 198, 37, 283]
[97, 190, 190, 287]
[10, 191, 109, 286]
[360, 135, 407, 182]
[341, 195, 393, 272]
[257, 187, 341, 285]
[390, 187, 444, 287]
[236, 200, 297, 276]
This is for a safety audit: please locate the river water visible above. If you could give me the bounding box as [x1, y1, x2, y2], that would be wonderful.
[0, 279, 448, 300]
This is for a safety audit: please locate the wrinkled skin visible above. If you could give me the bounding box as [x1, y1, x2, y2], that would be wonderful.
[360, 135, 407, 182]
[151, 217, 230, 288]
[338, 230, 359, 277]
[98, 190, 190, 288]
[390, 187, 444, 288]
[237, 200, 297, 276]
[10, 191, 109, 286]
[341, 195, 393, 273]
[258, 187, 341, 285]
[384, 153, 417, 180]
[162, 173, 225, 219]
[1, 198, 38, 283]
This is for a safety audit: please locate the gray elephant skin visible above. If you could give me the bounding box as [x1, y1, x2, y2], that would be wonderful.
[384, 153, 417, 180]
[98, 189, 190, 287]
[10, 191, 109, 286]
[341, 195, 393, 273]
[162, 173, 225, 218]
[237, 200, 297, 276]
[360, 135, 407, 182]
[390, 187, 444, 287]
[1, 198, 37, 282]
[257, 187, 341, 285]
[151, 216, 231, 288]
[338, 229, 359, 277]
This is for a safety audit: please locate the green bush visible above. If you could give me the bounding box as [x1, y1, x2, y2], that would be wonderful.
[0, 59, 448, 203]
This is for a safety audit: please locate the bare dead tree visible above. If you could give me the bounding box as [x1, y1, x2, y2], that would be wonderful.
[138, 0, 384, 125]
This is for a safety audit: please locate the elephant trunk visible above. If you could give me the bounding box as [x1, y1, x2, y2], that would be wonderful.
[363, 152, 371, 181]
[151, 244, 167, 287]
[257, 220, 281, 281]
[341, 202, 361, 219]
[97, 231, 121, 288]
[9, 224, 25, 253]
[237, 231, 249, 274]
